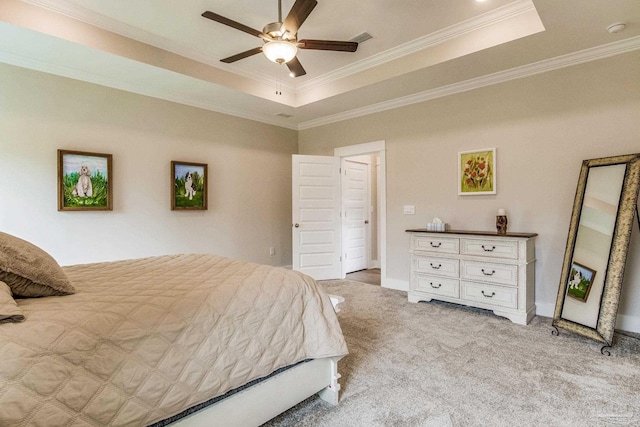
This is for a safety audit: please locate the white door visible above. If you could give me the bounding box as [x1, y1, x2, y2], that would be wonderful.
[292, 155, 342, 280]
[342, 159, 369, 274]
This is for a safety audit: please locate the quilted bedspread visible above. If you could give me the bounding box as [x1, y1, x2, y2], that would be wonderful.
[0, 254, 348, 426]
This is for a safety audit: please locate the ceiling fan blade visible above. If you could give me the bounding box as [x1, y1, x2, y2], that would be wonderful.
[220, 47, 264, 63]
[286, 56, 306, 77]
[202, 11, 269, 40]
[282, 0, 317, 35]
[298, 39, 358, 52]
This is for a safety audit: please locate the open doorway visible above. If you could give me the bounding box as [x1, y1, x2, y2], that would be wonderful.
[335, 141, 386, 281]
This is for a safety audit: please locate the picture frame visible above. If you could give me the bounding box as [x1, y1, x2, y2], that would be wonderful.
[171, 161, 208, 210]
[458, 148, 496, 195]
[58, 149, 113, 211]
[566, 262, 597, 302]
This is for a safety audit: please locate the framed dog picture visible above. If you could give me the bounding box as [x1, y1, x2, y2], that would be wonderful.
[58, 149, 113, 211]
[171, 161, 208, 210]
[566, 262, 597, 302]
[458, 148, 496, 195]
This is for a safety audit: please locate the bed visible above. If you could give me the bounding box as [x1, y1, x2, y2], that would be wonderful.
[0, 231, 348, 426]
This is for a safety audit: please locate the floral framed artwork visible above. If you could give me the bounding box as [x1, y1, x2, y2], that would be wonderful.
[566, 262, 596, 302]
[458, 148, 496, 195]
[171, 161, 208, 210]
[58, 149, 113, 211]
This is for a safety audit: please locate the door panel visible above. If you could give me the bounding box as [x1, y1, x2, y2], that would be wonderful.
[342, 159, 369, 274]
[292, 155, 341, 280]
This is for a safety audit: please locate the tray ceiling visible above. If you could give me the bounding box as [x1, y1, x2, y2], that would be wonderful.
[1, 0, 638, 129]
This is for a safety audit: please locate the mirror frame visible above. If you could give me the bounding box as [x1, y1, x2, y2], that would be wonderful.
[553, 153, 640, 345]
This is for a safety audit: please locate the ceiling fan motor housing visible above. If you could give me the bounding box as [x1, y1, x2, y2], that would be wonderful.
[264, 22, 290, 39]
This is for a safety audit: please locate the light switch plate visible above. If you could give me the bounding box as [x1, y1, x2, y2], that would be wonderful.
[403, 205, 415, 215]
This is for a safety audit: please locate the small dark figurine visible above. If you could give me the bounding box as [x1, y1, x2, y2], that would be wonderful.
[496, 215, 508, 234]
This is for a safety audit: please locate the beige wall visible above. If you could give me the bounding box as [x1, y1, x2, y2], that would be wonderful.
[299, 52, 640, 328]
[0, 63, 297, 266]
[2, 52, 639, 329]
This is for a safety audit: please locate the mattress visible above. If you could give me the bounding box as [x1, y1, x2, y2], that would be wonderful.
[0, 254, 348, 426]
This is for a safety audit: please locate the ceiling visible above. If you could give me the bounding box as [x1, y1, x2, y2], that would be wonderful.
[1, 0, 638, 129]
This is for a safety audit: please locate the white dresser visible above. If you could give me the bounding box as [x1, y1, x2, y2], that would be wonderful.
[406, 229, 537, 325]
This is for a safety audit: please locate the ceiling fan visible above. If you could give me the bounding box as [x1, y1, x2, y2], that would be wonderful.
[201, 0, 358, 77]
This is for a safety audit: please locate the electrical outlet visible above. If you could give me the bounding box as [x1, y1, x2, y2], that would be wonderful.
[269, 247, 276, 256]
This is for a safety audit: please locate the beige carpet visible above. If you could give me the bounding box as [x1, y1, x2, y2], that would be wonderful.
[264, 278, 640, 426]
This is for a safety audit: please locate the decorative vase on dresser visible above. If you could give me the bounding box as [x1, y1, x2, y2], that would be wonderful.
[406, 229, 537, 325]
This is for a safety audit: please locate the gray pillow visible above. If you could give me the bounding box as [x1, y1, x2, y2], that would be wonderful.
[0, 281, 25, 323]
[0, 232, 75, 297]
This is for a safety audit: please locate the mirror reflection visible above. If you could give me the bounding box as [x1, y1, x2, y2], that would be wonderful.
[553, 153, 640, 349]
[560, 164, 626, 327]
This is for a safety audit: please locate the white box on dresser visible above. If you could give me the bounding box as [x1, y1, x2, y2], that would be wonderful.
[406, 229, 537, 325]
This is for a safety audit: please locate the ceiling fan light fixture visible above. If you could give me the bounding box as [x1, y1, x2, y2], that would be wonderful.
[263, 40, 298, 64]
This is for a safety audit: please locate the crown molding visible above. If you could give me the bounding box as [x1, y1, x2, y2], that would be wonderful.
[0, 49, 297, 130]
[296, 0, 537, 92]
[6, 1, 639, 132]
[4, 33, 635, 132]
[298, 35, 640, 130]
[581, 219, 614, 237]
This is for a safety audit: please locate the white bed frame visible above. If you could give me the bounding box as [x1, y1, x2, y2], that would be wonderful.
[171, 295, 345, 427]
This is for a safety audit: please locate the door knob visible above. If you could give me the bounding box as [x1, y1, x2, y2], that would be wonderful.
[364, 220, 369, 224]
[294, 223, 300, 228]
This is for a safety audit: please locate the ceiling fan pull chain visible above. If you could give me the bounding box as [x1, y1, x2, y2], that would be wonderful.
[275, 66, 283, 95]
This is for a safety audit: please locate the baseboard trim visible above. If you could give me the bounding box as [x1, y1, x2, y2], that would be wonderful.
[382, 277, 409, 291]
[535, 302, 640, 334]
[369, 279, 640, 333]
[616, 314, 640, 334]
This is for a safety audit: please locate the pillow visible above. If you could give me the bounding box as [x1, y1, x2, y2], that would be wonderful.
[0, 232, 75, 297]
[0, 281, 25, 323]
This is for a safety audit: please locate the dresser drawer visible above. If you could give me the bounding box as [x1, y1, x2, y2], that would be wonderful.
[414, 274, 460, 299]
[460, 238, 518, 260]
[461, 281, 518, 309]
[412, 235, 459, 254]
[413, 255, 459, 278]
[460, 260, 518, 286]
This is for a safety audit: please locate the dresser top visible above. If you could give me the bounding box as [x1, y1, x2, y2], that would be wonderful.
[406, 229, 538, 238]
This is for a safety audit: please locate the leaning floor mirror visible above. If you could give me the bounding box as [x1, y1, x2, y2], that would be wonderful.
[553, 153, 640, 354]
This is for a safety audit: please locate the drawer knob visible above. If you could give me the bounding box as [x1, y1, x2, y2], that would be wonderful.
[430, 282, 442, 289]
[481, 245, 496, 252]
[430, 242, 442, 248]
[481, 269, 496, 276]
[481, 291, 496, 298]
[430, 263, 442, 269]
